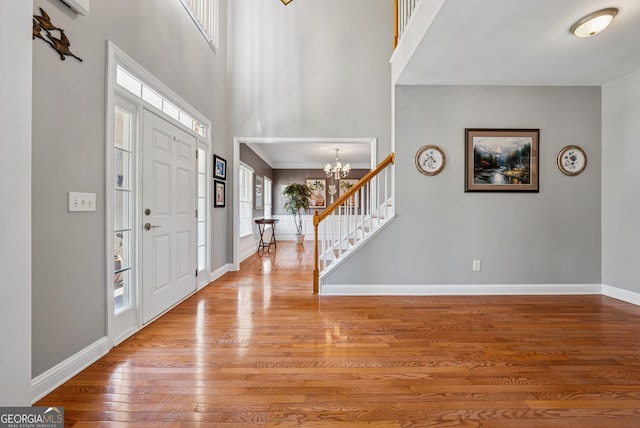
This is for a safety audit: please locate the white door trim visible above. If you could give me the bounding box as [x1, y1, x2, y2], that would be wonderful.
[105, 41, 212, 345]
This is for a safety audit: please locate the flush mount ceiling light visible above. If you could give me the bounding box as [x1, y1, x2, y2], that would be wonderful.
[281, 0, 293, 4]
[570, 7, 619, 38]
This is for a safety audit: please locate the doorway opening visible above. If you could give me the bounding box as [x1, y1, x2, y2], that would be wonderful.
[232, 137, 377, 270]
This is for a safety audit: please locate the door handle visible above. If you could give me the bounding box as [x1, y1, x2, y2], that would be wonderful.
[144, 223, 162, 231]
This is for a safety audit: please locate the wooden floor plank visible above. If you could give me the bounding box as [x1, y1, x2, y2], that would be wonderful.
[36, 242, 640, 426]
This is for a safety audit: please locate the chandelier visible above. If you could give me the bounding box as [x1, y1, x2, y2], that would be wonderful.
[324, 149, 350, 179]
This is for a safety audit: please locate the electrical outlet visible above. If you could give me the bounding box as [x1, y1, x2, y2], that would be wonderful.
[472, 260, 481, 271]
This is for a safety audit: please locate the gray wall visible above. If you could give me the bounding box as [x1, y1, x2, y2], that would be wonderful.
[32, 0, 228, 377]
[602, 70, 640, 293]
[238, 142, 369, 217]
[239, 144, 274, 217]
[273, 169, 369, 216]
[326, 85, 602, 286]
[229, 0, 392, 157]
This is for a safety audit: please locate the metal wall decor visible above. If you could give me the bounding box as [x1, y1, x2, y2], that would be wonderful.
[33, 8, 83, 62]
[557, 145, 587, 176]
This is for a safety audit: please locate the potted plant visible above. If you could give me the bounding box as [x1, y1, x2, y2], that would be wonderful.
[282, 183, 311, 244]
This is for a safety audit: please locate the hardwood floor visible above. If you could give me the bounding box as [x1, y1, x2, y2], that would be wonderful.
[38, 242, 640, 427]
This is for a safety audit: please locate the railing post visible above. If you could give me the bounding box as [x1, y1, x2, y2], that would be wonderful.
[312, 153, 395, 294]
[313, 211, 320, 295]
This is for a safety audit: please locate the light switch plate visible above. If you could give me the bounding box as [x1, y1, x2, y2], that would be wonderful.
[68, 192, 96, 212]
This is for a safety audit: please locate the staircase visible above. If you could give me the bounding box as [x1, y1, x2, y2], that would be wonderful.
[394, 0, 421, 47]
[312, 153, 395, 294]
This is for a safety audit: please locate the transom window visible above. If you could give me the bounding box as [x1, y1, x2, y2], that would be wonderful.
[116, 65, 206, 138]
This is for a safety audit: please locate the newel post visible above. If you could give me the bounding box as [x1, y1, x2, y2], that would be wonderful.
[313, 211, 320, 295]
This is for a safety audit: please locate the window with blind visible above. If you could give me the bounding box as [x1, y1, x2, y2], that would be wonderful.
[180, 0, 219, 49]
[239, 164, 254, 237]
[264, 177, 273, 219]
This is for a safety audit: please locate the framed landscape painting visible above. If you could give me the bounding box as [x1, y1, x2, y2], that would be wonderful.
[465, 128, 539, 192]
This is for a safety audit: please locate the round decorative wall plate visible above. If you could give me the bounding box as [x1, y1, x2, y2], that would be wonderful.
[557, 145, 587, 176]
[415, 145, 446, 176]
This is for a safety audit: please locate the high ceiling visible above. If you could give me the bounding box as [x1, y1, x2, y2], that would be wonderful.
[396, 0, 640, 86]
[246, 1, 640, 169]
[244, 140, 374, 170]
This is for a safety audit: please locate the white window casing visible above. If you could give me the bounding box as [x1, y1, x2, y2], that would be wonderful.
[239, 163, 254, 238]
[264, 177, 273, 219]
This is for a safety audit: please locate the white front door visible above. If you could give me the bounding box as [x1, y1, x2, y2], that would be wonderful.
[142, 110, 197, 323]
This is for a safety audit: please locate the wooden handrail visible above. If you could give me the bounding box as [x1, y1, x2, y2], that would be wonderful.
[314, 153, 395, 226]
[395, 0, 421, 49]
[312, 153, 395, 294]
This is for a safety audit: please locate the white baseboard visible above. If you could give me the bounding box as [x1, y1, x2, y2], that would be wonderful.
[275, 233, 313, 241]
[602, 284, 640, 306]
[31, 336, 111, 403]
[209, 263, 233, 283]
[31, 261, 238, 404]
[239, 237, 258, 263]
[320, 283, 603, 296]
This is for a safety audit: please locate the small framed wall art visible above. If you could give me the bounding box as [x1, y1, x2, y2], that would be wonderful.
[214, 155, 226, 180]
[306, 179, 327, 209]
[415, 145, 446, 176]
[557, 145, 587, 176]
[339, 179, 359, 207]
[214, 180, 225, 208]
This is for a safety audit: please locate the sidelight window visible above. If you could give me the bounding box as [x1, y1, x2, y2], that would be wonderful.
[113, 104, 134, 314]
